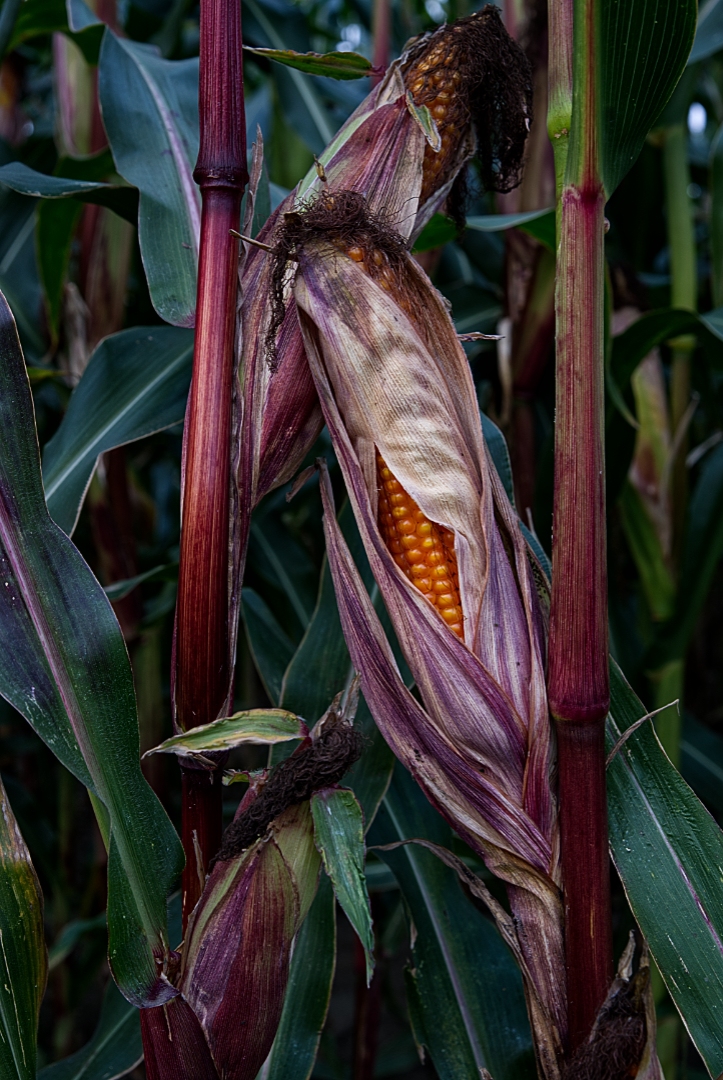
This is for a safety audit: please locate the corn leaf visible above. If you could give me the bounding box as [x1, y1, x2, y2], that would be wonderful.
[0, 162, 137, 222]
[244, 46, 373, 80]
[98, 33, 200, 327]
[0, 776, 46, 1080]
[311, 787, 374, 982]
[8, 0, 103, 62]
[277, 501, 394, 829]
[648, 442, 723, 667]
[37, 979, 142, 1080]
[42, 326, 193, 535]
[0, 291, 183, 1005]
[243, 0, 335, 150]
[257, 875, 336, 1080]
[690, 0, 723, 63]
[148, 709, 307, 757]
[597, 0, 697, 197]
[467, 207, 555, 250]
[241, 588, 295, 705]
[607, 660, 723, 1077]
[370, 764, 535, 1080]
[681, 714, 723, 816]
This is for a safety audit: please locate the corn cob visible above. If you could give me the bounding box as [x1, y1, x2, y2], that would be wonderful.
[377, 453, 463, 638]
[405, 39, 465, 205]
[336, 240, 463, 639]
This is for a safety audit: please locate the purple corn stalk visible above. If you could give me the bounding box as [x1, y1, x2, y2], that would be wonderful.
[173, 0, 247, 928]
[546, 0, 613, 1052]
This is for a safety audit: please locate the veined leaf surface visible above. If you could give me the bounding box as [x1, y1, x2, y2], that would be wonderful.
[42, 326, 193, 534]
[0, 291, 183, 1005]
[0, 775, 46, 1080]
[99, 32, 200, 326]
[608, 661, 723, 1076]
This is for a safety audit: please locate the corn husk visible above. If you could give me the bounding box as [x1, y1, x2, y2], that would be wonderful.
[285, 224, 564, 1074]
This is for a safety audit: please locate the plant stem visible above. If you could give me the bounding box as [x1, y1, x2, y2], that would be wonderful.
[176, 0, 247, 929]
[547, 0, 612, 1053]
[371, 0, 390, 86]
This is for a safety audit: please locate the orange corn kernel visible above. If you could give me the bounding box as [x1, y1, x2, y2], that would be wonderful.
[403, 32, 468, 205]
[377, 452, 462, 638]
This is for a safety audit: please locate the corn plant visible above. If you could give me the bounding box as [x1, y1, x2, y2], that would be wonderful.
[3, 0, 723, 1078]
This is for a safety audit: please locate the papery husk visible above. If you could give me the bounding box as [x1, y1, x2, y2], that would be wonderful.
[178, 799, 321, 1080]
[229, 8, 531, 701]
[286, 224, 564, 1070]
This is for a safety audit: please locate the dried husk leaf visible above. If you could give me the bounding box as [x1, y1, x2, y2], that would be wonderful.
[287, 224, 564, 1066]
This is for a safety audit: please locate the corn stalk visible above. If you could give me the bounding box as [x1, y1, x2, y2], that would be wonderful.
[174, 0, 247, 928]
[547, 0, 613, 1053]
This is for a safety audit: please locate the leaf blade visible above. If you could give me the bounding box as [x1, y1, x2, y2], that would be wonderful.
[608, 660, 723, 1076]
[42, 326, 193, 534]
[311, 786, 374, 982]
[98, 32, 200, 326]
[0, 291, 183, 1005]
[0, 776, 46, 1080]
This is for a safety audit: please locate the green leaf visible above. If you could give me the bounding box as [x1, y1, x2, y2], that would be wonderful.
[241, 587, 295, 706]
[244, 0, 334, 150]
[37, 978, 142, 1080]
[370, 765, 535, 1080]
[618, 480, 676, 622]
[0, 776, 46, 1080]
[0, 291, 183, 1005]
[257, 874, 336, 1080]
[278, 501, 394, 830]
[36, 200, 82, 338]
[480, 411, 516, 507]
[104, 563, 177, 603]
[98, 32, 200, 327]
[466, 208, 555, 250]
[412, 212, 458, 253]
[48, 913, 105, 971]
[0, 163, 137, 223]
[405, 93, 441, 152]
[42, 326, 193, 535]
[607, 660, 723, 1076]
[598, 0, 698, 196]
[650, 442, 723, 665]
[311, 786, 374, 983]
[681, 713, 723, 816]
[147, 708, 307, 757]
[9, 0, 104, 61]
[244, 46, 373, 80]
[690, 0, 723, 63]
[0, 193, 45, 361]
[711, 128, 723, 308]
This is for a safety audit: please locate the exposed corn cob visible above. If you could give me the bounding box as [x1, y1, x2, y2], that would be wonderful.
[401, 7, 533, 211]
[376, 453, 463, 638]
[405, 38, 465, 205]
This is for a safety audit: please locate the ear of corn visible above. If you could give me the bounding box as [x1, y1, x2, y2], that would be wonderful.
[292, 210, 564, 1076]
[377, 453, 463, 638]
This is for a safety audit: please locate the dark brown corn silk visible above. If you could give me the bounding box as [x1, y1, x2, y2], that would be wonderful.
[214, 719, 363, 862]
[266, 190, 408, 363]
[402, 5, 533, 219]
[563, 964, 649, 1080]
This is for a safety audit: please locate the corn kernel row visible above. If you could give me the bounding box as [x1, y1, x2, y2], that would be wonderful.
[377, 453, 463, 638]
